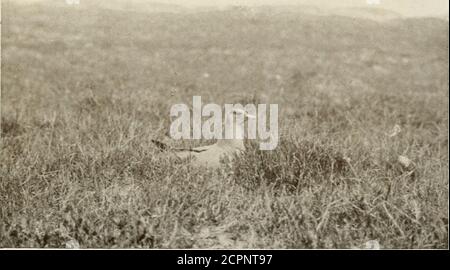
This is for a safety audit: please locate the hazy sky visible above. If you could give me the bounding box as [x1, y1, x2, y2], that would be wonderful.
[12, 0, 450, 17]
[158, 0, 449, 17]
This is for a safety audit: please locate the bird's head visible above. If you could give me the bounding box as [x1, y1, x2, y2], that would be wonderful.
[229, 108, 257, 119]
[218, 108, 257, 150]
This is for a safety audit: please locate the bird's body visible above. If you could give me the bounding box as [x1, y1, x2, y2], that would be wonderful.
[176, 142, 241, 168]
[152, 138, 244, 169]
[152, 108, 254, 169]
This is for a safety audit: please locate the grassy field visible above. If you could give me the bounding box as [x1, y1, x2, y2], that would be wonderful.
[0, 2, 448, 248]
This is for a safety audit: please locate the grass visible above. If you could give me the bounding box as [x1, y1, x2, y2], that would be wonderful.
[0, 2, 448, 248]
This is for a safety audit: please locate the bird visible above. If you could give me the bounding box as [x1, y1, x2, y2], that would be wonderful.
[151, 108, 256, 169]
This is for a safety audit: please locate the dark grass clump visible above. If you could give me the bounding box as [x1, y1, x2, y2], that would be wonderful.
[233, 139, 350, 192]
[0, 209, 156, 248]
[1, 117, 24, 138]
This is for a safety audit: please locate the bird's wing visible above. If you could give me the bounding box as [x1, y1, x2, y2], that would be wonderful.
[173, 144, 214, 160]
[174, 150, 197, 160]
[151, 139, 225, 165]
[173, 145, 209, 153]
[190, 145, 214, 152]
[151, 139, 209, 153]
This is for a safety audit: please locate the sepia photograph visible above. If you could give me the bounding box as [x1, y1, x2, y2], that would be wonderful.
[0, 0, 448, 252]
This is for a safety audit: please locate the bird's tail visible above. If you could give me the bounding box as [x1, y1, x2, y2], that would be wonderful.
[151, 139, 170, 151]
